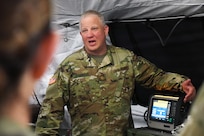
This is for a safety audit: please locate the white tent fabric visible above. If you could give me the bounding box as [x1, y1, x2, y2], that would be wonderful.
[52, 0, 204, 23]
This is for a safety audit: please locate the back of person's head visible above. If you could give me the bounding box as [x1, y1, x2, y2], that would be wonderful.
[0, 0, 54, 109]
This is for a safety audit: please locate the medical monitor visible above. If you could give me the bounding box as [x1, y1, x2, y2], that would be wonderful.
[147, 94, 186, 132]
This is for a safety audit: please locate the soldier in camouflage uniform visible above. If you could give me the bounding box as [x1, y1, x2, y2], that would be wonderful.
[178, 82, 204, 136]
[0, 1, 57, 136]
[35, 10, 196, 136]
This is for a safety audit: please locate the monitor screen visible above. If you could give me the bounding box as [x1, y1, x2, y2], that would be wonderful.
[147, 95, 179, 131]
[150, 98, 177, 124]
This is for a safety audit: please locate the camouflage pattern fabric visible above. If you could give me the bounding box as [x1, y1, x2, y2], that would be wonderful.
[178, 82, 204, 136]
[0, 117, 35, 136]
[35, 45, 187, 136]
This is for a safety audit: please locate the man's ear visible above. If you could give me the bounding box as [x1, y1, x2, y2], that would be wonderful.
[104, 25, 109, 36]
[32, 32, 58, 79]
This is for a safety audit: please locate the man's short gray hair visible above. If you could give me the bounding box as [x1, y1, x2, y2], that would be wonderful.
[79, 10, 105, 30]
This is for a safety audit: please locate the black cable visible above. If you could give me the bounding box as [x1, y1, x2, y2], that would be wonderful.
[145, 18, 185, 47]
[33, 90, 41, 107]
[144, 109, 148, 123]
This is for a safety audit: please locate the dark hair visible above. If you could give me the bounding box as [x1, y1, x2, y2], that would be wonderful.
[0, 0, 51, 105]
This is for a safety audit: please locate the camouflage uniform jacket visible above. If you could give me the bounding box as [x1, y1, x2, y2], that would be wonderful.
[0, 117, 35, 136]
[35, 45, 187, 136]
[179, 82, 204, 136]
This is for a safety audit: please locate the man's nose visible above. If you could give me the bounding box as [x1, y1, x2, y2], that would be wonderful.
[87, 30, 94, 37]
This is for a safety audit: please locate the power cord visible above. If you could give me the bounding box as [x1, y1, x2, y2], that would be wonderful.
[33, 90, 41, 107]
[144, 109, 148, 123]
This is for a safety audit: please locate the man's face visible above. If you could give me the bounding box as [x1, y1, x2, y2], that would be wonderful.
[80, 14, 109, 55]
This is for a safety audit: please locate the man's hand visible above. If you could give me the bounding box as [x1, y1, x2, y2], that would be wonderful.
[182, 79, 196, 103]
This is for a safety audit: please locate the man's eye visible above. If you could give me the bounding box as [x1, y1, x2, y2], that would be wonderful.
[81, 30, 87, 33]
[92, 27, 98, 30]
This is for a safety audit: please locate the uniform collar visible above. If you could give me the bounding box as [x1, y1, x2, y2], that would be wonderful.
[80, 46, 114, 68]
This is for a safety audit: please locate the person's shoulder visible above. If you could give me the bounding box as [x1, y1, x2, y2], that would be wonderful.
[109, 45, 134, 56]
[109, 45, 129, 51]
[67, 48, 84, 58]
[109, 45, 133, 53]
[61, 48, 85, 64]
[0, 118, 36, 136]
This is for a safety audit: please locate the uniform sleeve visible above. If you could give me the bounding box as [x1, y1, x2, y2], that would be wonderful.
[35, 65, 70, 136]
[134, 56, 188, 92]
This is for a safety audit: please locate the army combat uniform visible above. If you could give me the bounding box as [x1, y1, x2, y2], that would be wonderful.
[35, 45, 187, 136]
[178, 82, 204, 136]
[0, 117, 35, 136]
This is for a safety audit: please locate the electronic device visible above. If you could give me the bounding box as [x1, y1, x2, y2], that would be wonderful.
[147, 94, 190, 132]
[128, 94, 191, 136]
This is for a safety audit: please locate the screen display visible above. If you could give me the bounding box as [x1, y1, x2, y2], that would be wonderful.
[150, 99, 176, 124]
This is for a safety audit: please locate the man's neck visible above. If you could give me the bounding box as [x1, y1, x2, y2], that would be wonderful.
[85, 45, 107, 56]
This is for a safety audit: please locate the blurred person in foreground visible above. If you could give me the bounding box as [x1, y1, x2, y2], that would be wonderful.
[178, 82, 204, 136]
[35, 10, 196, 136]
[0, 0, 58, 135]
